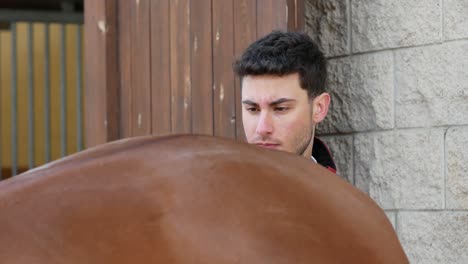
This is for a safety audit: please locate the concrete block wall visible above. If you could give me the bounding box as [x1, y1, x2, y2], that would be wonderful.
[305, 0, 468, 263]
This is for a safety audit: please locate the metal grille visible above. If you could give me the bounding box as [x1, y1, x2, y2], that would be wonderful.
[0, 10, 84, 179]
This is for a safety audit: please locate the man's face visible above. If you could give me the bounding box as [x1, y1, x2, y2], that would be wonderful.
[241, 73, 314, 157]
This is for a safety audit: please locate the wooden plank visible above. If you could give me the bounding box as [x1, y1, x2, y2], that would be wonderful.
[130, 0, 152, 136]
[150, 0, 171, 136]
[287, 0, 305, 31]
[170, 0, 191, 134]
[118, 0, 133, 138]
[190, 0, 213, 136]
[256, 0, 288, 38]
[212, 0, 236, 139]
[233, 0, 257, 142]
[84, 0, 120, 148]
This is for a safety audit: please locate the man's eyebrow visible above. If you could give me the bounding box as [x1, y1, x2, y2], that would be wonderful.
[242, 98, 296, 106]
[242, 100, 258, 106]
[270, 98, 296, 106]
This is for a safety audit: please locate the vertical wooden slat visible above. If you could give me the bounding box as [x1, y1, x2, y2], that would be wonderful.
[150, 0, 171, 136]
[84, 0, 120, 147]
[44, 24, 51, 162]
[130, 0, 151, 136]
[287, 0, 305, 31]
[213, 0, 236, 138]
[60, 24, 67, 157]
[27, 23, 35, 168]
[234, 0, 257, 141]
[50, 24, 60, 162]
[256, 0, 288, 38]
[11, 23, 18, 176]
[191, 0, 213, 135]
[118, 0, 133, 138]
[170, 0, 191, 133]
[76, 25, 83, 151]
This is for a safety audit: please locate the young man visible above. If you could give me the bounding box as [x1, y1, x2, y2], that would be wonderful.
[233, 31, 336, 173]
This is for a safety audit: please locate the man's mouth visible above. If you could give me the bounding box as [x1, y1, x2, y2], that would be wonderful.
[255, 143, 280, 149]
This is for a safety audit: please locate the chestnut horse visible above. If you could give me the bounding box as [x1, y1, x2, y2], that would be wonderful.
[0, 135, 408, 263]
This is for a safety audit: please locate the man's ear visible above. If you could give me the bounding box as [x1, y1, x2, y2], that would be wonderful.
[311, 92, 331, 123]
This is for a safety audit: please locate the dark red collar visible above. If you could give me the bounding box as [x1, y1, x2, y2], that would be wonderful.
[312, 137, 337, 173]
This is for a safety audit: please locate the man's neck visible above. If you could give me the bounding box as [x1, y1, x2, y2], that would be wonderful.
[301, 128, 315, 159]
[301, 138, 314, 159]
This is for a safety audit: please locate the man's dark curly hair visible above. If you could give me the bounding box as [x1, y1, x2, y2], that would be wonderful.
[233, 30, 327, 98]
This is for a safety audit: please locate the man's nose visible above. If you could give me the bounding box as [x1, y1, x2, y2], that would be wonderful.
[256, 112, 273, 136]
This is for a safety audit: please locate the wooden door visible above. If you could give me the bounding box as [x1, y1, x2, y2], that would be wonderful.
[84, 0, 304, 148]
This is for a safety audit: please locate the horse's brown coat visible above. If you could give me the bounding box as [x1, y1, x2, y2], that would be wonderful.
[0, 135, 408, 263]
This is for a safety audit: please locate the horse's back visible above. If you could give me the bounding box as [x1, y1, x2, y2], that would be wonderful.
[0, 135, 408, 263]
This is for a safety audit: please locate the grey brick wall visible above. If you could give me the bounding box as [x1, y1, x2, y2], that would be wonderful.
[306, 0, 468, 263]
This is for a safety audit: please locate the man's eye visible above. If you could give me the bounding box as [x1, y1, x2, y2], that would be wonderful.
[247, 107, 259, 112]
[275, 107, 289, 112]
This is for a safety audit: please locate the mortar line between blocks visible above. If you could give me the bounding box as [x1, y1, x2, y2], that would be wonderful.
[347, 0, 352, 54]
[394, 210, 399, 234]
[396, 209, 468, 212]
[443, 128, 448, 209]
[392, 50, 397, 130]
[441, 0, 445, 41]
[352, 134, 356, 186]
[318, 124, 468, 137]
[326, 38, 468, 60]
